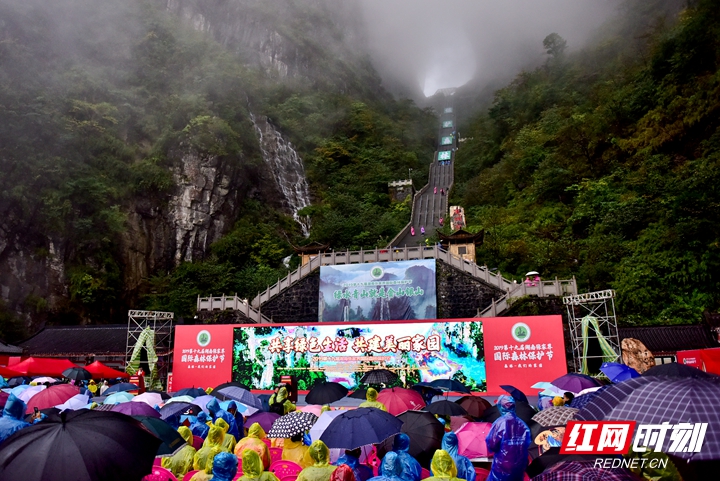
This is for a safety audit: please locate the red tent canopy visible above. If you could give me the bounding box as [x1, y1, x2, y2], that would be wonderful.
[0, 366, 23, 378]
[11, 357, 79, 377]
[84, 361, 129, 379]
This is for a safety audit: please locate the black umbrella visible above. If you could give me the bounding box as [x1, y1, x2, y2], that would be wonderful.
[7, 377, 31, 387]
[159, 402, 202, 420]
[643, 363, 718, 379]
[306, 382, 349, 405]
[456, 396, 492, 418]
[499, 384, 529, 404]
[526, 447, 598, 478]
[481, 401, 537, 425]
[214, 381, 253, 392]
[23, 407, 60, 423]
[378, 410, 444, 468]
[0, 410, 161, 481]
[425, 400, 468, 416]
[429, 379, 471, 394]
[212, 386, 262, 409]
[320, 407, 403, 450]
[62, 367, 93, 382]
[267, 411, 318, 438]
[131, 415, 186, 457]
[360, 369, 398, 385]
[348, 387, 369, 400]
[173, 387, 207, 398]
[103, 383, 138, 394]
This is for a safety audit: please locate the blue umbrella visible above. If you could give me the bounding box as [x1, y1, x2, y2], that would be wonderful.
[569, 385, 611, 410]
[173, 387, 206, 398]
[159, 401, 202, 420]
[103, 383, 138, 394]
[320, 407, 402, 450]
[499, 384, 529, 404]
[600, 362, 640, 383]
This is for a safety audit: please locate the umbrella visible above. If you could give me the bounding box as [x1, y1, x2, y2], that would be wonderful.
[376, 387, 425, 415]
[0, 410, 161, 481]
[0, 392, 8, 409]
[111, 401, 161, 418]
[378, 410, 444, 468]
[146, 390, 172, 400]
[103, 392, 134, 404]
[456, 396, 492, 418]
[531, 382, 564, 398]
[526, 449, 604, 478]
[481, 402, 536, 425]
[575, 376, 720, 460]
[568, 386, 611, 410]
[84, 361, 129, 379]
[526, 271, 540, 276]
[17, 385, 46, 403]
[214, 386, 262, 409]
[360, 369, 398, 385]
[7, 376, 32, 387]
[455, 422, 493, 458]
[320, 407, 402, 450]
[532, 460, 639, 481]
[551, 374, 601, 393]
[306, 382, 348, 405]
[348, 387, 368, 399]
[166, 395, 195, 404]
[499, 385, 529, 403]
[24, 384, 80, 413]
[410, 383, 443, 399]
[298, 404, 324, 417]
[31, 377, 57, 384]
[9, 385, 31, 396]
[103, 383, 138, 394]
[600, 362, 639, 383]
[159, 402, 202, 420]
[309, 411, 344, 443]
[531, 406, 578, 427]
[131, 415, 186, 457]
[425, 400, 468, 416]
[267, 411, 319, 438]
[62, 367, 93, 382]
[213, 381, 252, 392]
[55, 394, 89, 412]
[245, 412, 280, 432]
[643, 363, 718, 379]
[429, 379, 471, 394]
[449, 415, 474, 432]
[191, 394, 216, 413]
[173, 387, 207, 398]
[132, 392, 163, 407]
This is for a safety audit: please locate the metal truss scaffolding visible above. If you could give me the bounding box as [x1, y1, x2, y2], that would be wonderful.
[563, 290, 621, 373]
[126, 310, 174, 390]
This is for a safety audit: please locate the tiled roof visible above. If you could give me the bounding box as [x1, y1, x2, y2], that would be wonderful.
[618, 325, 719, 354]
[0, 339, 23, 355]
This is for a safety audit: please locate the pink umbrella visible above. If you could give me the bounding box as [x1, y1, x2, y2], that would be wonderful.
[376, 387, 425, 415]
[17, 385, 46, 403]
[24, 384, 80, 414]
[132, 392, 163, 407]
[298, 404, 323, 417]
[455, 422, 493, 458]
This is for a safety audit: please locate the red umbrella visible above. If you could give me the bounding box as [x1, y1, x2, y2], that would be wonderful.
[11, 357, 78, 377]
[24, 384, 80, 414]
[455, 422, 493, 458]
[376, 387, 425, 415]
[456, 395, 492, 418]
[0, 366, 22, 378]
[449, 415, 474, 432]
[84, 361, 129, 379]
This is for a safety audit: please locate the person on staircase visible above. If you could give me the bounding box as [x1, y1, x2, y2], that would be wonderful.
[434, 186, 437, 194]
[420, 226, 425, 235]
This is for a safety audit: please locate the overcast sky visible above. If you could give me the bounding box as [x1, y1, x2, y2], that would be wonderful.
[360, 0, 621, 97]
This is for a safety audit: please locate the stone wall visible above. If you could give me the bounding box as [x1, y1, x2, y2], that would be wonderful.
[259, 269, 320, 323]
[436, 261, 505, 319]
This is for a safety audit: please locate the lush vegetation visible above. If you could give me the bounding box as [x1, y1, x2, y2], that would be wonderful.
[452, 0, 720, 325]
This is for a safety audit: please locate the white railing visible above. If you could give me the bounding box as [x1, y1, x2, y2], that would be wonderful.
[478, 277, 579, 317]
[196, 295, 272, 323]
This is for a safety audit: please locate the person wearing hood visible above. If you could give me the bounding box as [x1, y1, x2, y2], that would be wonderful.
[235, 422, 271, 469]
[210, 452, 239, 481]
[485, 395, 531, 481]
[441, 433, 475, 481]
[283, 433, 313, 468]
[0, 393, 30, 444]
[214, 418, 237, 453]
[194, 425, 225, 473]
[358, 388, 386, 411]
[238, 449, 281, 481]
[335, 447, 373, 481]
[297, 440, 337, 481]
[378, 434, 421, 481]
[425, 450, 462, 481]
[368, 452, 404, 481]
[207, 398, 241, 441]
[330, 465, 357, 481]
[162, 426, 197, 481]
[269, 386, 296, 415]
[192, 411, 211, 439]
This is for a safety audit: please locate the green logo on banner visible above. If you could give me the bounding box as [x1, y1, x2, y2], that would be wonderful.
[197, 330, 211, 347]
[511, 323, 531, 342]
[371, 266, 384, 279]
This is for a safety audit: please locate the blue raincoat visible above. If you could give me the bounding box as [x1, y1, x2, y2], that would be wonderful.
[207, 398, 240, 441]
[336, 451, 374, 481]
[212, 452, 239, 481]
[0, 394, 30, 444]
[368, 452, 404, 481]
[192, 411, 211, 439]
[485, 396, 531, 481]
[378, 434, 421, 481]
[441, 433, 476, 481]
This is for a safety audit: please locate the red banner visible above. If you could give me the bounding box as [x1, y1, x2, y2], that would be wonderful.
[172, 324, 234, 391]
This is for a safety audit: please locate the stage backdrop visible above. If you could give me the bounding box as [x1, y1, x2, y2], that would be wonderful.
[171, 316, 567, 395]
[318, 260, 436, 323]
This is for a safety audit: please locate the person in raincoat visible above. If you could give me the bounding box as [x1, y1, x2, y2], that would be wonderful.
[211, 452, 239, 481]
[192, 411, 211, 439]
[368, 452, 404, 481]
[238, 449, 281, 481]
[297, 440, 337, 481]
[207, 398, 241, 441]
[358, 388, 386, 411]
[441, 433, 475, 481]
[378, 434, 421, 481]
[485, 396, 531, 481]
[336, 448, 373, 481]
[283, 433, 313, 468]
[424, 450, 462, 481]
[162, 426, 197, 481]
[235, 422, 271, 469]
[269, 386, 296, 415]
[214, 418, 238, 453]
[194, 425, 225, 473]
[330, 464, 357, 481]
[0, 393, 30, 444]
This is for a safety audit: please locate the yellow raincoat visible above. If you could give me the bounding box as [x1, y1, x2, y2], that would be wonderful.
[238, 449, 281, 481]
[297, 441, 337, 481]
[213, 418, 237, 453]
[358, 388, 387, 411]
[282, 438, 313, 468]
[425, 450, 462, 481]
[269, 387, 296, 415]
[194, 425, 225, 473]
[235, 423, 271, 469]
[162, 426, 197, 481]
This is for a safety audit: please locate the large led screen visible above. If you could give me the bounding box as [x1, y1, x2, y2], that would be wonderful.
[319, 260, 437, 323]
[232, 320, 485, 391]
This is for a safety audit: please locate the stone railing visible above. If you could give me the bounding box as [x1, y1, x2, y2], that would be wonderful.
[196, 295, 272, 323]
[478, 278, 579, 317]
